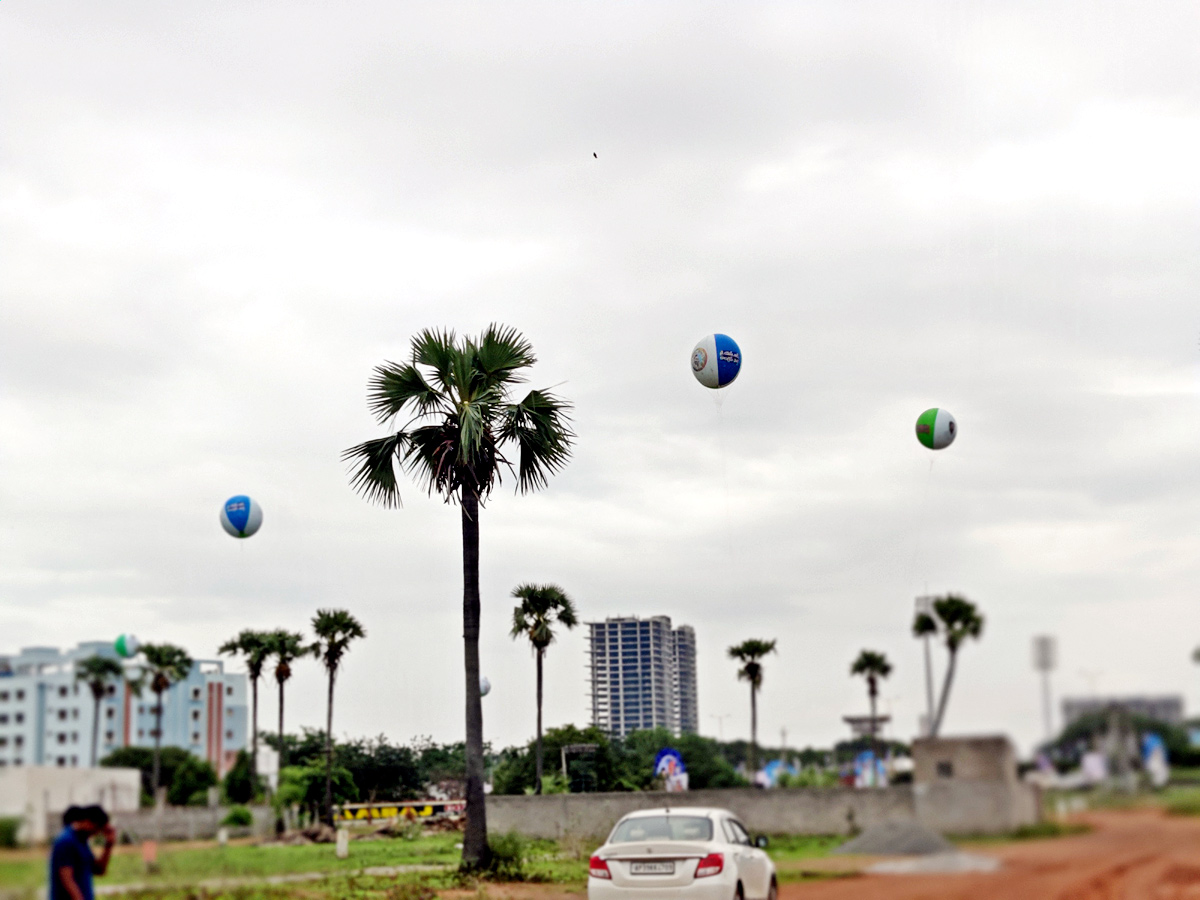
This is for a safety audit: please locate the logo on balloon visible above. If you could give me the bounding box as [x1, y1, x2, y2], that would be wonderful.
[691, 348, 707, 371]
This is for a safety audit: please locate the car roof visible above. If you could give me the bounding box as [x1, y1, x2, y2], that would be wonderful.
[618, 807, 733, 819]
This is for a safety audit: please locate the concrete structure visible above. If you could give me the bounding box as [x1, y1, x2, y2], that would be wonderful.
[0, 642, 247, 776]
[488, 734, 1040, 839]
[1061, 695, 1184, 728]
[0, 765, 141, 842]
[910, 735, 1038, 834]
[586, 616, 699, 738]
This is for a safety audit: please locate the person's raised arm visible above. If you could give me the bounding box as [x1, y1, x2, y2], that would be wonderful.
[93, 825, 116, 876]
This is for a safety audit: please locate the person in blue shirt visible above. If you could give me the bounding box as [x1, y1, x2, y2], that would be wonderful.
[49, 805, 115, 900]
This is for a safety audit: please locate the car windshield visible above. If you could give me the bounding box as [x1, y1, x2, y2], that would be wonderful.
[610, 815, 713, 843]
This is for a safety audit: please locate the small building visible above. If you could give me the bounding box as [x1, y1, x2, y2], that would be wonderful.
[0, 765, 141, 843]
[911, 735, 1038, 833]
[1061, 695, 1184, 729]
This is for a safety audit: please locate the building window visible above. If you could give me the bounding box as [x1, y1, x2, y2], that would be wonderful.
[192, 733, 200, 743]
[0, 737, 7, 747]
[57, 757, 66, 767]
[138, 706, 145, 715]
[226, 686, 233, 696]
[70, 756, 78, 766]
[106, 709, 114, 719]
[138, 730, 144, 738]
[150, 729, 160, 738]
[13, 759, 22, 766]
[15, 691, 24, 701]
[58, 687, 68, 698]
[71, 709, 79, 719]
[58, 710, 67, 721]
[0, 692, 8, 701]
[936, 761, 954, 778]
[105, 731, 114, 742]
[70, 733, 78, 743]
[0, 715, 7, 725]
[57, 734, 67, 744]
[106, 686, 116, 696]
[14, 713, 22, 724]
[225, 730, 233, 740]
[192, 688, 201, 701]
[14, 736, 23, 747]
[191, 710, 200, 721]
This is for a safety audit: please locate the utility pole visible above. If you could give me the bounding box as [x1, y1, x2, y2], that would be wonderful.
[915, 596, 936, 735]
[1032, 636, 1057, 742]
[710, 713, 731, 741]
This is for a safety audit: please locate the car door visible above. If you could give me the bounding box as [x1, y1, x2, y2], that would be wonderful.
[725, 818, 768, 898]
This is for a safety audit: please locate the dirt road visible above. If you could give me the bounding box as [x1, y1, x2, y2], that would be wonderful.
[783, 809, 1200, 900]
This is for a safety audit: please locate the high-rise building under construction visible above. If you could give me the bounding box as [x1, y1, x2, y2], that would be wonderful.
[586, 616, 698, 738]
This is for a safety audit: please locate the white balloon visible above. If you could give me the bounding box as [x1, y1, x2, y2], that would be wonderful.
[480, 676, 491, 697]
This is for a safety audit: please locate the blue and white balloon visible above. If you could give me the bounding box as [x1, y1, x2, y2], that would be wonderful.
[220, 495, 263, 539]
[691, 334, 742, 389]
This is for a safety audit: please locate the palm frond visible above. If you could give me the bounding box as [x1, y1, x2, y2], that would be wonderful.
[367, 363, 448, 423]
[474, 324, 535, 386]
[498, 389, 574, 493]
[410, 328, 460, 392]
[343, 433, 409, 508]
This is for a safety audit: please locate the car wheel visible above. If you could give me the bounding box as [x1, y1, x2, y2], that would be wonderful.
[767, 877, 778, 900]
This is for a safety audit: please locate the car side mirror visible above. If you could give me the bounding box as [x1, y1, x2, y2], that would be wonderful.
[754, 834, 769, 849]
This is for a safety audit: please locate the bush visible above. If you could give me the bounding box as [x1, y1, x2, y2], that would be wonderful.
[223, 750, 258, 804]
[485, 831, 526, 881]
[221, 805, 254, 827]
[0, 816, 22, 849]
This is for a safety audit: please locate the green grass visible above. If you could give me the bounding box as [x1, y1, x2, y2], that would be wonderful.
[0, 833, 462, 890]
[763, 834, 846, 862]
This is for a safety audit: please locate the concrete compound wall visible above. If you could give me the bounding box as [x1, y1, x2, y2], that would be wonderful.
[41, 805, 276, 843]
[486, 781, 1040, 840]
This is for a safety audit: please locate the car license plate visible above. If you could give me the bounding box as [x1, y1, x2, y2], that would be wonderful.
[630, 862, 675, 875]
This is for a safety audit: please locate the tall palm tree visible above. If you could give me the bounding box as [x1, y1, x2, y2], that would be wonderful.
[312, 609, 366, 825]
[343, 325, 573, 869]
[850, 650, 892, 777]
[265, 630, 312, 770]
[912, 594, 984, 736]
[218, 630, 272, 785]
[727, 638, 777, 775]
[140, 643, 193, 795]
[75, 655, 125, 767]
[509, 584, 578, 795]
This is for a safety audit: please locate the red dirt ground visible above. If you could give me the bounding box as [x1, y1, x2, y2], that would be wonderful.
[782, 809, 1200, 900]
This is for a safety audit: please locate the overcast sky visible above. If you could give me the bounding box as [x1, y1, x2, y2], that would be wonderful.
[4, 2, 1200, 758]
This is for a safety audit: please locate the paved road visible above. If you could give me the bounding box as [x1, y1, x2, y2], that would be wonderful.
[783, 809, 1200, 900]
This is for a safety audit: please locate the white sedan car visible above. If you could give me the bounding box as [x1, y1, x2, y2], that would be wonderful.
[588, 807, 777, 900]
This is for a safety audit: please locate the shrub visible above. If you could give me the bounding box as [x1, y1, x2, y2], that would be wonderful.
[0, 816, 22, 848]
[222, 805, 254, 827]
[485, 831, 526, 881]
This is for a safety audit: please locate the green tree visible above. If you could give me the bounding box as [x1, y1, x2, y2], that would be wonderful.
[169, 754, 218, 806]
[850, 650, 892, 773]
[74, 654, 125, 767]
[509, 583, 578, 794]
[265, 630, 313, 770]
[311, 609, 366, 824]
[140, 643, 193, 796]
[101, 746, 196, 804]
[223, 749, 256, 804]
[912, 594, 984, 736]
[218, 630, 272, 783]
[621, 728, 746, 790]
[727, 639, 777, 775]
[343, 325, 573, 869]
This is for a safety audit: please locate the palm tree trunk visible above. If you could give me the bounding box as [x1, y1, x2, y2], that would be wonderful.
[535, 646, 544, 795]
[90, 692, 101, 768]
[250, 677, 259, 784]
[153, 690, 163, 796]
[749, 683, 758, 776]
[323, 668, 335, 825]
[868, 677, 879, 785]
[460, 490, 490, 869]
[931, 648, 958, 737]
[278, 679, 286, 768]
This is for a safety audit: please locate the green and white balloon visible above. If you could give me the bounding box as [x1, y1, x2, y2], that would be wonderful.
[114, 634, 140, 659]
[915, 408, 957, 450]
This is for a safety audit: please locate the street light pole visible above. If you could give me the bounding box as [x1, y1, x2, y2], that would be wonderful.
[1033, 636, 1057, 743]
